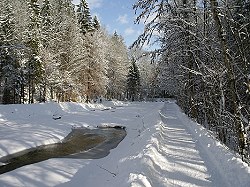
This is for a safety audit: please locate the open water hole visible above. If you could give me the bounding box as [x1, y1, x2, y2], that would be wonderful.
[0, 126, 126, 174]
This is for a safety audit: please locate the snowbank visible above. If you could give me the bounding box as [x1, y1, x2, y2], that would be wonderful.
[0, 100, 249, 187]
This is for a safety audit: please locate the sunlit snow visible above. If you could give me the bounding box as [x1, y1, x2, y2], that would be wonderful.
[0, 100, 249, 187]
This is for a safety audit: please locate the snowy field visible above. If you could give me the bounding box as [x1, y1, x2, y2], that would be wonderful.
[0, 100, 249, 187]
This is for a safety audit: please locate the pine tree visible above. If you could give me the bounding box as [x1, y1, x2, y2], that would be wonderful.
[127, 58, 140, 101]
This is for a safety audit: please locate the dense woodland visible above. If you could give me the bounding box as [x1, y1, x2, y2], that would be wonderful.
[0, 0, 249, 161]
[0, 0, 150, 105]
[133, 0, 250, 161]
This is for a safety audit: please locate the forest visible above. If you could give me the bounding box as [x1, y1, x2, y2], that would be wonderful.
[0, 0, 149, 105]
[133, 0, 250, 161]
[0, 0, 249, 162]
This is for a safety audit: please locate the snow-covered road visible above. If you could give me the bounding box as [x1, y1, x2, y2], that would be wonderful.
[0, 100, 249, 187]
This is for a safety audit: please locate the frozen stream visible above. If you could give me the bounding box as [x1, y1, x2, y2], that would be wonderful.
[0, 126, 126, 174]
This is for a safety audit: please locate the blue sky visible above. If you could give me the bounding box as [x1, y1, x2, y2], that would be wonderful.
[72, 0, 143, 47]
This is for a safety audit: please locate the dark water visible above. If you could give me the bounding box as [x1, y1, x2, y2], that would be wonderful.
[0, 126, 126, 174]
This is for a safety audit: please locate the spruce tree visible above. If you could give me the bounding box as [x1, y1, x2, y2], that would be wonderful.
[0, 1, 20, 104]
[92, 15, 100, 30]
[127, 58, 140, 101]
[38, 0, 54, 102]
[41, 0, 52, 47]
[25, 0, 43, 103]
[76, 0, 93, 34]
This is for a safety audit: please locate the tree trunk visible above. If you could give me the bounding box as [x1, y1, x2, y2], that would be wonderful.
[209, 0, 246, 157]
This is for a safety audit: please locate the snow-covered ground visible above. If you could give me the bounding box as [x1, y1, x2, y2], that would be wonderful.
[0, 100, 249, 187]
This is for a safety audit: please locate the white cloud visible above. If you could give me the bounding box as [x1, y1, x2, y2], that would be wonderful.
[117, 14, 129, 24]
[88, 0, 103, 9]
[124, 27, 135, 36]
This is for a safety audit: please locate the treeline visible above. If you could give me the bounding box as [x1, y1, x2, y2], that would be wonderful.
[0, 0, 150, 104]
[133, 0, 250, 160]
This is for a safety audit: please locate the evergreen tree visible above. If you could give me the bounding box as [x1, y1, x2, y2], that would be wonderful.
[0, 1, 20, 104]
[39, 0, 54, 102]
[92, 15, 100, 30]
[0, 0, 131, 105]
[40, 0, 52, 47]
[129, 48, 158, 99]
[127, 58, 140, 101]
[76, 0, 93, 34]
[74, 1, 109, 102]
[24, 0, 43, 103]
